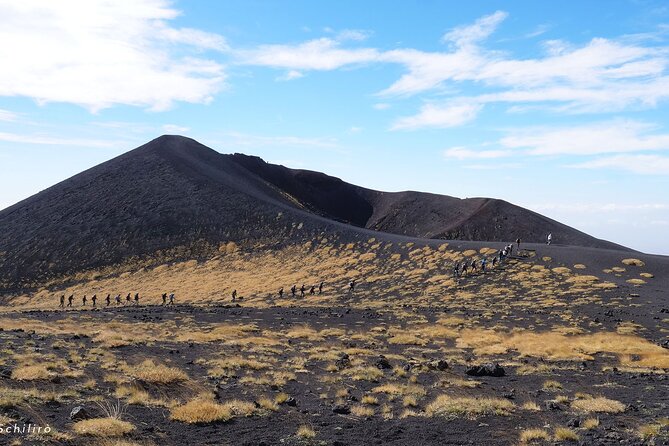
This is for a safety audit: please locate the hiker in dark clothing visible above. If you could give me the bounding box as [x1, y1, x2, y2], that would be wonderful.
[169, 293, 175, 305]
[516, 238, 521, 250]
[116, 294, 122, 305]
[291, 285, 297, 297]
[349, 280, 356, 292]
[134, 293, 139, 305]
[309, 285, 315, 295]
[59, 295, 65, 308]
[92, 294, 97, 306]
[481, 258, 487, 272]
[232, 289, 237, 302]
[300, 284, 306, 297]
[278, 287, 284, 298]
[162, 293, 167, 305]
[106, 294, 111, 306]
[126, 293, 131, 304]
[470, 259, 477, 272]
[318, 282, 324, 294]
[453, 263, 460, 278]
[461, 262, 468, 275]
[67, 294, 74, 307]
[82, 295, 87, 306]
[491, 256, 497, 267]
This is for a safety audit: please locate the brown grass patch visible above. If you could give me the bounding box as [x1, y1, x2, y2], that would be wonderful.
[72, 418, 135, 437]
[11, 364, 54, 381]
[571, 396, 625, 413]
[519, 428, 550, 443]
[125, 360, 188, 384]
[425, 395, 514, 418]
[170, 397, 233, 424]
[622, 258, 645, 267]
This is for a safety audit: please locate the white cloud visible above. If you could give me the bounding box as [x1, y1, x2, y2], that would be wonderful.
[336, 29, 372, 42]
[276, 70, 304, 81]
[0, 109, 18, 122]
[500, 120, 669, 155]
[373, 103, 390, 110]
[391, 102, 481, 130]
[162, 124, 190, 133]
[238, 37, 380, 71]
[348, 126, 363, 134]
[0, 0, 227, 111]
[441, 11, 508, 47]
[0, 131, 116, 147]
[443, 146, 512, 160]
[570, 154, 669, 175]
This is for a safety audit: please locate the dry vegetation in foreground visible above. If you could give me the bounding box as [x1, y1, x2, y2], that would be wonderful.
[571, 397, 626, 413]
[72, 418, 135, 437]
[425, 395, 514, 418]
[170, 397, 233, 424]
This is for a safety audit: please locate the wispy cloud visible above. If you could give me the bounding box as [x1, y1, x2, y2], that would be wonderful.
[0, 109, 19, 122]
[391, 102, 481, 130]
[443, 146, 513, 160]
[500, 120, 669, 155]
[0, 0, 226, 112]
[570, 154, 669, 175]
[162, 124, 190, 134]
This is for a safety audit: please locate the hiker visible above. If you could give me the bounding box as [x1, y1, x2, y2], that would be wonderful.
[481, 258, 487, 272]
[491, 255, 497, 267]
[232, 289, 237, 302]
[59, 295, 65, 308]
[516, 238, 521, 250]
[82, 295, 87, 306]
[92, 294, 97, 306]
[318, 282, 324, 294]
[291, 285, 297, 297]
[309, 285, 315, 295]
[105, 294, 111, 306]
[349, 280, 356, 292]
[126, 293, 131, 304]
[453, 263, 460, 278]
[134, 293, 139, 305]
[169, 293, 175, 305]
[461, 262, 468, 275]
[547, 233, 552, 245]
[470, 259, 477, 272]
[115, 294, 121, 305]
[300, 284, 306, 297]
[508, 244, 513, 256]
[67, 294, 73, 307]
[162, 293, 167, 305]
[278, 287, 284, 298]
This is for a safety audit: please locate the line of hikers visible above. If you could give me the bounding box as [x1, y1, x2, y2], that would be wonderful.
[58, 292, 176, 308]
[453, 239, 521, 279]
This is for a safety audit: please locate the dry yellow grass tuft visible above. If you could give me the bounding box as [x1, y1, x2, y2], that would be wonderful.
[126, 360, 188, 384]
[626, 278, 646, 285]
[425, 395, 514, 418]
[639, 272, 654, 278]
[622, 258, 645, 267]
[296, 425, 316, 439]
[72, 418, 135, 437]
[170, 397, 232, 424]
[11, 364, 54, 381]
[542, 380, 563, 391]
[521, 401, 540, 411]
[351, 405, 375, 417]
[582, 417, 599, 430]
[571, 396, 625, 413]
[554, 427, 579, 441]
[519, 428, 550, 443]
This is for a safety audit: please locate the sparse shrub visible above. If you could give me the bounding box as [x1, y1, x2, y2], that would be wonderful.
[582, 417, 599, 430]
[126, 360, 187, 384]
[351, 405, 374, 417]
[170, 397, 233, 424]
[425, 395, 514, 418]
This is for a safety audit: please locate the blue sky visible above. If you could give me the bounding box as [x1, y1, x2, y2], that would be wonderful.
[1, 0, 669, 254]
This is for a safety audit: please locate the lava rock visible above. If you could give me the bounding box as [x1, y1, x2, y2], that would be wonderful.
[332, 404, 351, 415]
[335, 353, 351, 370]
[69, 406, 89, 421]
[545, 401, 562, 411]
[465, 363, 505, 377]
[375, 355, 392, 370]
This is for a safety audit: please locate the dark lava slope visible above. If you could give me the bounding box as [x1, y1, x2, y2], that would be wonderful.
[0, 135, 626, 292]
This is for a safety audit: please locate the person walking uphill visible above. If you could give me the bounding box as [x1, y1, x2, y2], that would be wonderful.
[232, 289, 237, 302]
[134, 293, 139, 305]
[92, 294, 97, 306]
[67, 294, 74, 307]
[547, 233, 552, 245]
[106, 294, 111, 306]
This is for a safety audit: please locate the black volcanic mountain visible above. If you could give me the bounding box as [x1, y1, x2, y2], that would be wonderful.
[0, 135, 625, 291]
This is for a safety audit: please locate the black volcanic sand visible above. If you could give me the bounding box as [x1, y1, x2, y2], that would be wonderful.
[0, 244, 668, 446]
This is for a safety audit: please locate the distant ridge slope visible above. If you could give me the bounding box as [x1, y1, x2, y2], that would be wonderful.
[0, 135, 627, 292]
